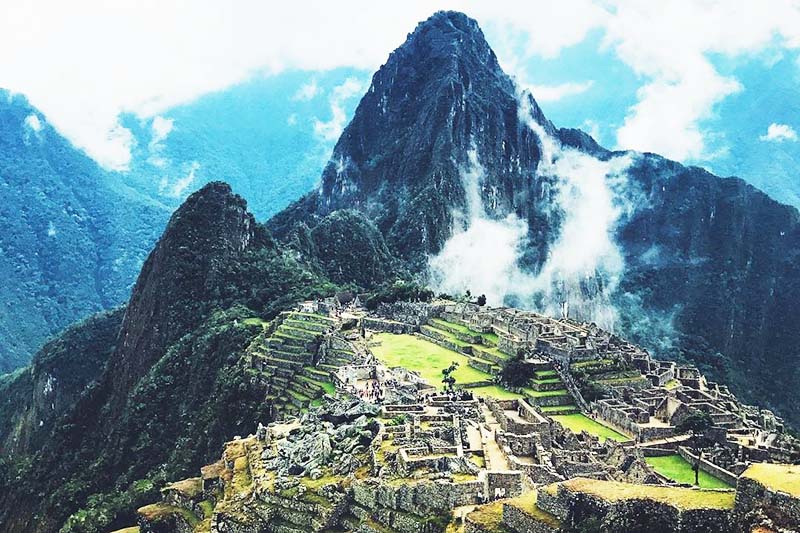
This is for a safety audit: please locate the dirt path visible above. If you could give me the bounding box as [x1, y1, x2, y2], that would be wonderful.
[480, 404, 510, 470]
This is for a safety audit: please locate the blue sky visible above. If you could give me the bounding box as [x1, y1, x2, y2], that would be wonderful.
[2, 1, 800, 214]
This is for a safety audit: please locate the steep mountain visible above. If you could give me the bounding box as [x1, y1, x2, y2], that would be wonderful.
[271, 11, 800, 426]
[269, 12, 557, 269]
[0, 90, 169, 373]
[0, 183, 340, 532]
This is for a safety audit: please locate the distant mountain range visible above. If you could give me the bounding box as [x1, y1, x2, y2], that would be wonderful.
[0, 90, 168, 373]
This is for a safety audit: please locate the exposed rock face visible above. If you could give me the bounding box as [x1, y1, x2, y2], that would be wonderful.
[106, 181, 259, 408]
[0, 309, 124, 458]
[270, 11, 557, 268]
[271, 10, 800, 426]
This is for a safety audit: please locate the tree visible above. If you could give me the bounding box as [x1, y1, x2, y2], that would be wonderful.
[477, 294, 487, 306]
[500, 356, 534, 387]
[441, 362, 459, 392]
[676, 409, 713, 435]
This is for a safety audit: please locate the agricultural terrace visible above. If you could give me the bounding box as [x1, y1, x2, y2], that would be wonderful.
[550, 413, 630, 442]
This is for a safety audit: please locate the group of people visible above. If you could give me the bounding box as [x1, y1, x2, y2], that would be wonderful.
[358, 379, 385, 403]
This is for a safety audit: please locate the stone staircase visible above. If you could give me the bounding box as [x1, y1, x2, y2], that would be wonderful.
[524, 365, 579, 415]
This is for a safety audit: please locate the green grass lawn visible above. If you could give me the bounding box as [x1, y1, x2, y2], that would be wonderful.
[645, 455, 732, 489]
[550, 413, 630, 442]
[742, 463, 800, 496]
[371, 333, 492, 388]
[465, 385, 523, 400]
[559, 478, 735, 510]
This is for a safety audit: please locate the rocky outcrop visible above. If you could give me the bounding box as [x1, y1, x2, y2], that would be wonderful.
[269, 11, 557, 268]
[0, 308, 124, 457]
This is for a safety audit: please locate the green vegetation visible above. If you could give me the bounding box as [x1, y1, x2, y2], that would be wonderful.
[364, 281, 434, 310]
[560, 478, 735, 510]
[466, 385, 523, 400]
[645, 455, 733, 488]
[742, 463, 800, 496]
[370, 333, 491, 388]
[550, 414, 630, 442]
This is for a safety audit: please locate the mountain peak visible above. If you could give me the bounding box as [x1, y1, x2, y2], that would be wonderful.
[388, 10, 500, 83]
[276, 11, 553, 266]
[106, 180, 258, 408]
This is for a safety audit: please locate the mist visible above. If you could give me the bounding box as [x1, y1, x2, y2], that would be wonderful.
[427, 91, 640, 331]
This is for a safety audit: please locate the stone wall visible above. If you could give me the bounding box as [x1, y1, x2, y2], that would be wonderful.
[734, 475, 800, 530]
[486, 472, 525, 499]
[678, 446, 738, 487]
[502, 502, 560, 533]
[352, 478, 484, 515]
[363, 317, 415, 334]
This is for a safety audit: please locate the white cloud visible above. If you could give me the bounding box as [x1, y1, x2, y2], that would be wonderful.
[606, 0, 800, 161]
[24, 113, 42, 131]
[313, 77, 365, 141]
[429, 93, 638, 329]
[292, 79, 319, 101]
[159, 161, 200, 198]
[528, 81, 594, 102]
[150, 115, 174, 145]
[287, 113, 298, 126]
[760, 123, 798, 142]
[2, 1, 800, 169]
[146, 116, 173, 168]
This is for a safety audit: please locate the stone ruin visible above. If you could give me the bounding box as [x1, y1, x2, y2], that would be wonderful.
[123, 298, 800, 533]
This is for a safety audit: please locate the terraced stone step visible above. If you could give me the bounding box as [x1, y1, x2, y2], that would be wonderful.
[325, 355, 352, 366]
[297, 374, 336, 396]
[272, 332, 308, 348]
[275, 366, 296, 379]
[268, 357, 304, 371]
[524, 389, 574, 407]
[430, 317, 501, 347]
[471, 344, 510, 363]
[286, 311, 335, 323]
[283, 318, 330, 333]
[287, 389, 311, 407]
[416, 329, 472, 355]
[467, 356, 500, 374]
[288, 381, 319, 399]
[264, 339, 306, 353]
[530, 378, 566, 392]
[266, 348, 313, 363]
[277, 325, 319, 340]
[302, 366, 332, 380]
[534, 369, 558, 379]
[539, 404, 579, 415]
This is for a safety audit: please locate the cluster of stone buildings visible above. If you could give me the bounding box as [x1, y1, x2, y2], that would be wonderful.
[123, 298, 800, 533]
